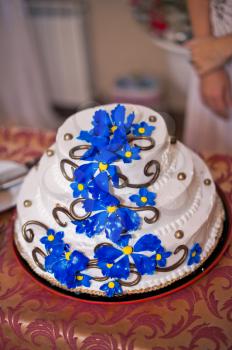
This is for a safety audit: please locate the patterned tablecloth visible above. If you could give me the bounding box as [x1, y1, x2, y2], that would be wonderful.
[0, 127, 232, 350]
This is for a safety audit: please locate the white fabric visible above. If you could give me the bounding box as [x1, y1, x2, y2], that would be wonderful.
[184, 0, 232, 154]
[0, 0, 57, 128]
[184, 64, 232, 154]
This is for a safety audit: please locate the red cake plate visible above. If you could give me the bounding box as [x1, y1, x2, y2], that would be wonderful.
[12, 185, 232, 305]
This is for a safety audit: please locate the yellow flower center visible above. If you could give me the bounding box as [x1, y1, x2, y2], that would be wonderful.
[99, 162, 108, 171]
[141, 196, 148, 203]
[156, 253, 162, 261]
[65, 251, 71, 260]
[106, 263, 113, 268]
[48, 235, 54, 242]
[77, 183, 84, 191]
[108, 281, 115, 289]
[122, 246, 133, 255]
[192, 251, 196, 257]
[138, 127, 145, 134]
[111, 125, 117, 133]
[76, 275, 84, 281]
[125, 151, 132, 158]
[107, 205, 117, 213]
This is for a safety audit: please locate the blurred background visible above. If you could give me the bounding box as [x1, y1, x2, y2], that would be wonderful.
[0, 0, 191, 138]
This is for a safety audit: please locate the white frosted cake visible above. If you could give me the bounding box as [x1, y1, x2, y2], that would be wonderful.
[14, 104, 225, 297]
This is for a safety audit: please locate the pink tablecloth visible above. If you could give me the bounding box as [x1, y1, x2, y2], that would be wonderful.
[0, 127, 232, 350]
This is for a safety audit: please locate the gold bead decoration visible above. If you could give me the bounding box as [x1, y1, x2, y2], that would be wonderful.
[46, 149, 54, 157]
[149, 115, 157, 123]
[175, 230, 184, 239]
[177, 172, 186, 181]
[204, 178, 211, 186]
[24, 200, 32, 207]
[64, 133, 73, 141]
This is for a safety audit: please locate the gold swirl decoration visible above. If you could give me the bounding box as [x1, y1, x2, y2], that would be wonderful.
[21, 221, 48, 271]
[118, 160, 160, 189]
[60, 159, 78, 182]
[32, 247, 47, 271]
[128, 135, 155, 151]
[22, 220, 49, 243]
[52, 198, 91, 227]
[69, 145, 91, 160]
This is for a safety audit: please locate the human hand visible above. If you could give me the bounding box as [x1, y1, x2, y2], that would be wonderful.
[200, 69, 232, 119]
[186, 36, 231, 75]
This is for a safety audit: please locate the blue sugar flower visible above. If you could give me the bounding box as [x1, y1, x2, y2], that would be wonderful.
[129, 188, 157, 207]
[152, 246, 172, 267]
[116, 143, 141, 163]
[66, 271, 92, 289]
[45, 246, 89, 285]
[132, 121, 155, 136]
[40, 229, 64, 251]
[187, 243, 202, 266]
[100, 280, 122, 297]
[70, 180, 90, 199]
[73, 192, 141, 242]
[72, 157, 119, 188]
[92, 104, 135, 136]
[95, 234, 168, 278]
[77, 105, 135, 160]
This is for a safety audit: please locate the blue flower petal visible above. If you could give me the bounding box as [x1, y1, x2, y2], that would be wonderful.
[94, 245, 122, 262]
[98, 255, 130, 279]
[107, 165, 119, 187]
[111, 104, 125, 127]
[83, 199, 106, 212]
[116, 234, 131, 248]
[117, 207, 141, 232]
[74, 163, 97, 182]
[133, 234, 161, 253]
[105, 213, 124, 242]
[132, 253, 156, 275]
[91, 172, 109, 195]
[70, 251, 89, 271]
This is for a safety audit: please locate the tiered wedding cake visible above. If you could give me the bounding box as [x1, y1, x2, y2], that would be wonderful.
[15, 104, 225, 297]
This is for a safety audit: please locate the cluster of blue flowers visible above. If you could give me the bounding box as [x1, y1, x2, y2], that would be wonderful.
[40, 229, 176, 297]
[40, 229, 203, 297]
[40, 229, 91, 289]
[70, 105, 156, 243]
[95, 234, 172, 280]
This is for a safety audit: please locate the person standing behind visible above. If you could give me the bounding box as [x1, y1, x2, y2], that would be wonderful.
[184, 0, 232, 154]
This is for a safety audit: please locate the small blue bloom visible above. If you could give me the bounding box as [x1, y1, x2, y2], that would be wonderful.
[44, 246, 89, 285]
[100, 280, 122, 297]
[132, 121, 155, 136]
[66, 272, 92, 289]
[73, 192, 141, 242]
[116, 143, 140, 163]
[152, 246, 172, 267]
[129, 188, 157, 207]
[95, 234, 170, 278]
[72, 159, 119, 188]
[188, 243, 202, 266]
[40, 229, 64, 251]
[77, 105, 135, 160]
[70, 181, 90, 199]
